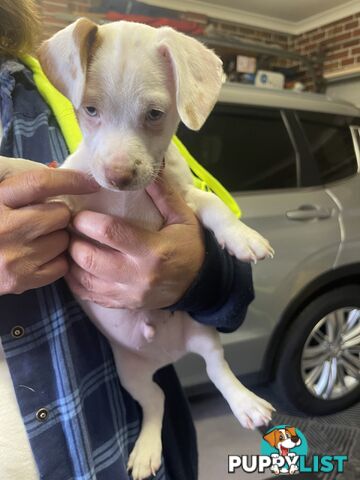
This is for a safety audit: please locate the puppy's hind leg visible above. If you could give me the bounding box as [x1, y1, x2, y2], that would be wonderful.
[186, 322, 275, 429]
[111, 346, 164, 480]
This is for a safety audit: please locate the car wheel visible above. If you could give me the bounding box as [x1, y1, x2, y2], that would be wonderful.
[276, 285, 360, 415]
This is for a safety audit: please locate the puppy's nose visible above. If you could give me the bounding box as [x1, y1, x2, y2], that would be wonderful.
[291, 435, 299, 443]
[105, 166, 136, 189]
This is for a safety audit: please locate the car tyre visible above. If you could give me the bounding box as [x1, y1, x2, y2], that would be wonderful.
[276, 285, 360, 415]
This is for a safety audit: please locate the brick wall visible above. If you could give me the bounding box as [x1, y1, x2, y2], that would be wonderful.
[291, 13, 360, 86]
[208, 21, 289, 50]
[36, 1, 360, 91]
[210, 14, 360, 90]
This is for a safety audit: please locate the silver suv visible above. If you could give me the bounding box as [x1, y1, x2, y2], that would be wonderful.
[176, 82, 360, 415]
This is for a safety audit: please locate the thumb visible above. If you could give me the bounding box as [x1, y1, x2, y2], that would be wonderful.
[146, 174, 195, 226]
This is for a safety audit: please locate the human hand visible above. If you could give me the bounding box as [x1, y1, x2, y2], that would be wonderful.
[66, 177, 205, 309]
[0, 168, 99, 294]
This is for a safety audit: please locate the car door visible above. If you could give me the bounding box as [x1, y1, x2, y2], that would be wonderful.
[177, 104, 341, 379]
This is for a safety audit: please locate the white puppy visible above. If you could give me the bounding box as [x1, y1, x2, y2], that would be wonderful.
[2, 19, 275, 480]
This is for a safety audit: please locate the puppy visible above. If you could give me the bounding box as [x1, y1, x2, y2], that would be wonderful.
[263, 426, 302, 475]
[3, 19, 275, 480]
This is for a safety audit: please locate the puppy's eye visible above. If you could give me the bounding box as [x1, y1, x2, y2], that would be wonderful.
[84, 106, 98, 117]
[146, 109, 164, 122]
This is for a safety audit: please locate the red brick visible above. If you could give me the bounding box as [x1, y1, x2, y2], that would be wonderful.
[324, 61, 339, 70]
[326, 50, 349, 60]
[343, 39, 360, 48]
[312, 31, 326, 41]
[345, 20, 358, 30]
[299, 38, 311, 47]
[327, 25, 343, 36]
[352, 28, 360, 37]
[342, 57, 355, 66]
[331, 32, 352, 43]
[352, 46, 360, 55]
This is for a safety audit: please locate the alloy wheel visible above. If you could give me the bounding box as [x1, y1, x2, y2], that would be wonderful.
[301, 307, 360, 400]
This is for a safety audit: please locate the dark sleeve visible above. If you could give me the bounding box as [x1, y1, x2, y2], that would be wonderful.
[168, 228, 254, 333]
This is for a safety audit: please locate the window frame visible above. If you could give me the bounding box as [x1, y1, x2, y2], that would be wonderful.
[292, 110, 360, 187]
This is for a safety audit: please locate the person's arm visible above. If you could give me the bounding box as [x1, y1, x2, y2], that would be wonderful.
[67, 176, 254, 331]
[168, 228, 254, 332]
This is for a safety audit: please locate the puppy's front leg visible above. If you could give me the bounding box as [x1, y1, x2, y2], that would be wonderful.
[184, 186, 274, 262]
[111, 346, 164, 480]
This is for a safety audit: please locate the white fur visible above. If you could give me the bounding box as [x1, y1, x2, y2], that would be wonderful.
[2, 20, 275, 480]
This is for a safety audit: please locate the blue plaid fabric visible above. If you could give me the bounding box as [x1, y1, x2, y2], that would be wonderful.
[0, 59, 197, 480]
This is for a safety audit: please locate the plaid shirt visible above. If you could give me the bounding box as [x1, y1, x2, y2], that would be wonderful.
[0, 58, 255, 480]
[0, 60, 198, 480]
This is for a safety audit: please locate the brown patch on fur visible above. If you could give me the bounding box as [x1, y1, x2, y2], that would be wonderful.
[73, 18, 99, 73]
[87, 29, 103, 72]
[37, 18, 101, 100]
[185, 104, 199, 130]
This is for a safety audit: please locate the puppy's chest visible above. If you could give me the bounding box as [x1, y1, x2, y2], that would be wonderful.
[72, 188, 164, 231]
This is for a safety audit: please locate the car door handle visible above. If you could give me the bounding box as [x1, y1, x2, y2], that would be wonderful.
[286, 204, 332, 221]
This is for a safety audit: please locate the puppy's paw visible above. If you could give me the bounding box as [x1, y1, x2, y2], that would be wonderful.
[229, 391, 275, 430]
[216, 222, 274, 263]
[127, 434, 162, 480]
[271, 465, 280, 475]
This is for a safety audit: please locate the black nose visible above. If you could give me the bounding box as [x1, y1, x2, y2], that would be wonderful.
[291, 435, 299, 442]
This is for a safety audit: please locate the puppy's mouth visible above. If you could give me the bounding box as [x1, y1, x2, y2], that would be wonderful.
[280, 446, 289, 456]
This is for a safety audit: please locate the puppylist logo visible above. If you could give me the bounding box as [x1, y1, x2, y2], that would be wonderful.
[228, 424, 348, 475]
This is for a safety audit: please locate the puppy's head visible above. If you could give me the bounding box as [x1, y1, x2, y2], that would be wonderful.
[263, 427, 301, 454]
[38, 19, 223, 191]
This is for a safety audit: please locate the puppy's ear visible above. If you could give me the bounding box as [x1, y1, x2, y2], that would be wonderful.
[37, 18, 98, 109]
[263, 430, 278, 447]
[286, 427, 297, 437]
[157, 27, 223, 131]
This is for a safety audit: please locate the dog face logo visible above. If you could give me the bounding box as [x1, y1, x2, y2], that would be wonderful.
[230, 425, 347, 476]
[261, 426, 305, 475]
[263, 426, 302, 456]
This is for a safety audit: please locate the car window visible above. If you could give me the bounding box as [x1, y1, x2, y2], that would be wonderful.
[297, 111, 358, 184]
[177, 105, 297, 192]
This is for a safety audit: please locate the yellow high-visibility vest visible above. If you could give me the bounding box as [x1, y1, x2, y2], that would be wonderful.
[21, 54, 241, 218]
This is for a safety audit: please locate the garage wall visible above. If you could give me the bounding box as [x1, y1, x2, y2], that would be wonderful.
[36, 0, 360, 98]
[292, 14, 360, 87]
